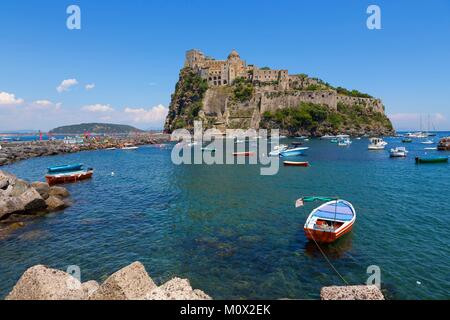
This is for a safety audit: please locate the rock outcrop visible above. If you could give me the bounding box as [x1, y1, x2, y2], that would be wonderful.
[0, 171, 70, 236]
[164, 66, 395, 137]
[320, 285, 385, 300]
[6, 261, 211, 300]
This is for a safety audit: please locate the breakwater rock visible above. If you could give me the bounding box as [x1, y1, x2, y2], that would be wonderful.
[0, 170, 70, 237]
[6, 261, 211, 300]
[0, 133, 170, 167]
[320, 285, 385, 300]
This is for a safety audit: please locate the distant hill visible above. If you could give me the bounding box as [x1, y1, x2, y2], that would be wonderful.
[49, 123, 144, 134]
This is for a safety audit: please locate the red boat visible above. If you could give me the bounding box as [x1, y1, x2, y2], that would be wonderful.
[45, 170, 94, 186]
[283, 161, 309, 167]
[232, 152, 255, 157]
[297, 197, 356, 244]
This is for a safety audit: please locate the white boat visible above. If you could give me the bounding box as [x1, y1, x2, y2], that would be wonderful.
[269, 144, 288, 156]
[320, 134, 336, 140]
[338, 138, 352, 147]
[368, 137, 387, 150]
[106, 147, 117, 150]
[390, 147, 408, 157]
[424, 147, 437, 150]
[421, 139, 434, 145]
[121, 143, 138, 150]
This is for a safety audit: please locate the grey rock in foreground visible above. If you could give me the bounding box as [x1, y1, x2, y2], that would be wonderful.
[0, 170, 70, 221]
[6, 261, 212, 300]
[320, 285, 385, 300]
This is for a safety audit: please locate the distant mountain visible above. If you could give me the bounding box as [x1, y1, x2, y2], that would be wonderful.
[49, 123, 144, 134]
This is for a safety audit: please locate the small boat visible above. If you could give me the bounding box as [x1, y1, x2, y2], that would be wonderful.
[424, 147, 437, 151]
[368, 137, 387, 150]
[269, 144, 288, 156]
[390, 147, 408, 157]
[338, 138, 352, 147]
[415, 156, 449, 164]
[421, 140, 434, 145]
[291, 141, 303, 146]
[46, 169, 94, 186]
[280, 147, 309, 157]
[232, 151, 255, 157]
[283, 161, 309, 167]
[320, 135, 336, 140]
[121, 143, 138, 150]
[47, 164, 83, 174]
[297, 197, 356, 244]
[106, 147, 117, 150]
[330, 138, 338, 143]
[402, 138, 413, 143]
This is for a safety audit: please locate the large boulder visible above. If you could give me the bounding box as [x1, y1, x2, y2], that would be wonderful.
[320, 285, 385, 300]
[146, 277, 212, 300]
[89, 262, 157, 300]
[31, 182, 50, 200]
[0, 171, 46, 220]
[45, 196, 67, 211]
[6, 265, 87, 300]
[49, 186, 70, 199]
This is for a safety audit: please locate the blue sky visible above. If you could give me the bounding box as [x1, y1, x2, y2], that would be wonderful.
[1, 0, 449, 131]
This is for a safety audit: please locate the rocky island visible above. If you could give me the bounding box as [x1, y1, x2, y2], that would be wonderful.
[164, 49, 394, 137]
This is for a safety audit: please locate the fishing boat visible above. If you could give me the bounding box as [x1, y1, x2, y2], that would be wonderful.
[368, 137, 387, 150]
[47, 164, 83, 174]
[232, 151, 255, 157]
[280, 147, 309, 157]
[46, 169, 94, 186]
[390, 147, 408, 158]
[121, 143, 138, 150]
[283, 161, 309, 167]
[269, 144, 288, 156]
[296, 197, 356, 244]
[415, 156, 448, 164]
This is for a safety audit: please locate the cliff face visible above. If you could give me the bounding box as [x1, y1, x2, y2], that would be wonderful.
[164, 67, 394, 136]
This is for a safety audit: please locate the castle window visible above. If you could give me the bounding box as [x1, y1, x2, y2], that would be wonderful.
[223, 80, 227, 84]
[214, 81, 217, 85]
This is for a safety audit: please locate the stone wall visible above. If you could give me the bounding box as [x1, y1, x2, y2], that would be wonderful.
[336, 95, 384, 113]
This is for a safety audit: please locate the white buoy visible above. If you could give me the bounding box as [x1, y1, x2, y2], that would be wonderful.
[416, 281, 421, 285]
[111, 172, 115, 176]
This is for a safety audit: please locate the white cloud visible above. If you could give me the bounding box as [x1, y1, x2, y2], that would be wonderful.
[0, 91, 24, 106]
[124, 104, 168, 123]
[82, 104, 114, 112]
[28, 100, 62, 111]
[85, 83, 95, 90]
[57, 79, 78, 93]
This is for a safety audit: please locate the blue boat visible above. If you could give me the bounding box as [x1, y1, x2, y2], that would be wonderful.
[280, 147, 309, 157]
[47, 163, 83, 174]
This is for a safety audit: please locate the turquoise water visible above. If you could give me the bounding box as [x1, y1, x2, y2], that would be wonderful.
[1, 136, 449, 299]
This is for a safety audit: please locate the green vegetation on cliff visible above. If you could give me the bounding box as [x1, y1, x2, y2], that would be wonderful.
[164, 67, 208, 132]
[232, 77, 254, 102]
[261, 102, 393, 136]
[50, 123, 143, 134]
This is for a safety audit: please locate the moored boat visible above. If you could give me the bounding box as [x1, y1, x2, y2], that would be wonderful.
[121, 143, 138, 150]
[46, 169, 94, 186]
[269, 144, 288, 156]
[415, 156, 448, 164]
[390, 147, 408, 158]
[283, 161, 309, 167]
[368, 137, 387, 150]
[232, 151, 255, 157]
[47, 163, 83, 174]
[280, 147, 309, 157]
[402, 138, 413, 143]
[297, 197, 356, 244]
[337, 138, 352, 147]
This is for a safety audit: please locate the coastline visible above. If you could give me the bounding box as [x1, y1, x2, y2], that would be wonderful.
[0, 133, 170, 167]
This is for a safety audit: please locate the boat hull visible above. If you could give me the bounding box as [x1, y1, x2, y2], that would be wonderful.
[46, 170, 94, 186]
[415, 157, 448, 164]
[304, 220, 354, 244]
[283, 161, 309, 167]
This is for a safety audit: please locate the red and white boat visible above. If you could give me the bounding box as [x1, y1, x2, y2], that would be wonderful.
[283, 161, 309, 167]
[45, 169, 94, 186]
[299, 198, 356, 244]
